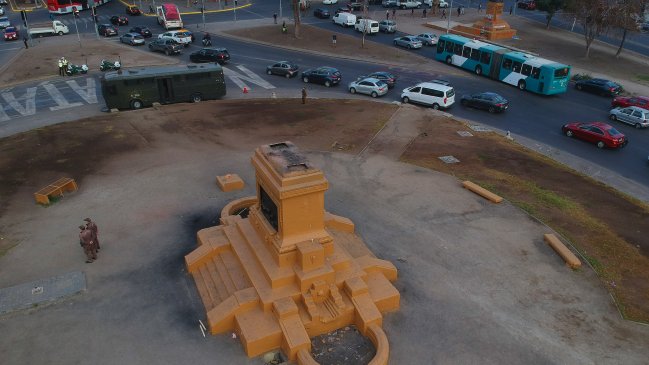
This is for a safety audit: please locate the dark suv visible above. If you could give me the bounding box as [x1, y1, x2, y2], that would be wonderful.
[189, 48, 230, 64]
[301, 66, 341, 87]
[98, 24, 118, 37]
[148, 38, 183, 55]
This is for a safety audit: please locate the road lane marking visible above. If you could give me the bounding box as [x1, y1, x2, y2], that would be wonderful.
[223, 65, 276, 90]
[66, 78, 98, 104]
[2, 88, 37, 116]
[42, 82, 84, 111]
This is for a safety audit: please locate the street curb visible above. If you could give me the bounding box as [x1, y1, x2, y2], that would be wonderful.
[215, 25, 430, 69]
[117, 0, 252, 16]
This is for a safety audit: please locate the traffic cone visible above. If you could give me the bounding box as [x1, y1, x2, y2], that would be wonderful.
[243, 86, 249, 94]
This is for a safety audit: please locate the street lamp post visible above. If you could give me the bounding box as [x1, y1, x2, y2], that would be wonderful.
[234, 0, 237, 22]
[446, 0, 453, 34]
[280, 0, 283, 19]
[201, 0, 206, 28]
[72, 11, 82, 49]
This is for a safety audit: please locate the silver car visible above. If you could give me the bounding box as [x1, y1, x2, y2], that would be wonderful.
[416, 32, 438, 46]
[348, 77, 389, 98]
[120, 33, 145, 46]
[609, 106, 649, 128]
[0, 16, 9, 29]
[393, 36, 422, 49]
[379, 20, 397, 33]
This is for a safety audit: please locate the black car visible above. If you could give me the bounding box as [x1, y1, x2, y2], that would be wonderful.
[335, 7, 350, 14]
[302, 66, 341, 87]
[460, 92, 509, 113]
[110, 16, 129, 26]
[575, 78, 622, 96]
[148, 38, 183, 55]
[266, 61, 299, 78]
[129, 26, 152, 38]
[313, 8, 330, 18]
[382, 0, 399, 8]
[189, 48, 230, 64]
[348, 2, 363, 10]
[98, 24, 118, 37]
[516, 0, 536, 10]
[359, 71, 397, 88]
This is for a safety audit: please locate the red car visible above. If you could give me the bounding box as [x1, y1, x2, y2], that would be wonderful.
[611, 96, 649, 109]
[562, 121, 627, 149]
[3, 26, 18, 41]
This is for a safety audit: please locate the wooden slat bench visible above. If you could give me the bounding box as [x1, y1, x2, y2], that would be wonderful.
[34, 177, 78, 205]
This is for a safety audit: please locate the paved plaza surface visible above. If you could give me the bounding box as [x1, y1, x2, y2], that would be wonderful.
[0, 101, 648, 364]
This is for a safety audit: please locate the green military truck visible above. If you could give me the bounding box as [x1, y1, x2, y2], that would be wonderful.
[101, 64, 226, 110]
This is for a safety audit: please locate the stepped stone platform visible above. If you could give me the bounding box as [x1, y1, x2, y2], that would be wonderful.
[185, 142, 400, 364]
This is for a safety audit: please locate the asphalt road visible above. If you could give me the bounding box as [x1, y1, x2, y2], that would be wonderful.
[1, 0, 648, 193]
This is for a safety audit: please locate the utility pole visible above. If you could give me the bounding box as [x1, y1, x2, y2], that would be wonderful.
[70, 8, 82, 49]
[234, 0, 238, 22]
[446, 0, 453, 34]
[280, 0, 283, 19]
[201, 0, 206, 28]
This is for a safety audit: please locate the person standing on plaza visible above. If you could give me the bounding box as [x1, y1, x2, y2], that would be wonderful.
[423, 7, 427, 18]
[273, 12, 278, 24]
[457, 5, 461, 16]
[79, 225, 97, 263]
[58, 58, 64, 76]
[84, 218, 100, 251]
[61, 57, 69, 76]
[386, 9, 390, 19]
[392, 8, 396, 18]
[301, 87, 307, 104]
[441, 8, 446, 19]
[478, 3, 482, 12]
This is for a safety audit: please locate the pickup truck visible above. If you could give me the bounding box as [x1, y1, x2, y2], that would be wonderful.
[29, 21, 69, 37]
[399, 1, 421, 9]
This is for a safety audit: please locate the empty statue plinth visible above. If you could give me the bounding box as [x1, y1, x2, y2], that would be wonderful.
[185, 142, 400, 364]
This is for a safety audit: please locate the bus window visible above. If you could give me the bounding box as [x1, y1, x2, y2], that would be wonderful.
[453, 43, 462, 56]
[532, 67, 540, 79]
[445, 41, 454, 53]
[470, 48, 480, 61]
[554, 67, 569, 78]
[480, 51, 491, 65]
[106, 85, 117, 95]
[462, 47, 471, 58]
[512, 61, 522, 73]
[521, 64, 532, 76]
[437, 40, 445, 53]
[502, 58, 512, 70]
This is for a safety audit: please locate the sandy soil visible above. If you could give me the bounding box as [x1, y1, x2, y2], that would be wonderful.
[0, 35, 178, 87]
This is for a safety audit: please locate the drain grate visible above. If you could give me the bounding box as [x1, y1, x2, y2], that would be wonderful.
[457, 131, 473, 137]
[469, 125, 492, 132]
[438, 155, 460, 164]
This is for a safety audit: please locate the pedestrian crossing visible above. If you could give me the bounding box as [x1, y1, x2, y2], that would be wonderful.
[57, 15, 120, 27]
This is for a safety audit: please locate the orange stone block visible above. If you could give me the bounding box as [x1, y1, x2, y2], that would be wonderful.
[216, 173, 244, 192]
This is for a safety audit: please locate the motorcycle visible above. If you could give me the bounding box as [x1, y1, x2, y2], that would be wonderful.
[66, 63, 89, 76]
[100, 59, 121, 72]
[202, 37, 212, 47]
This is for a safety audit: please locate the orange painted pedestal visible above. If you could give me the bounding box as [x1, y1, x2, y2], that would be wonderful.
[453, 1, 517, 40]
[185, 142, 400, 364]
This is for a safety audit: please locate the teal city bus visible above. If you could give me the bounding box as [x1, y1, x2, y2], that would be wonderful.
[101, 64, 226, 110]
[435, 34, 571, 95]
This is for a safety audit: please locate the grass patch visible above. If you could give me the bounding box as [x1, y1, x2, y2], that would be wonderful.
[636, 74, 649, 82]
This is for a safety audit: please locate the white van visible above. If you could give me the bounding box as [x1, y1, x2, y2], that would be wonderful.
[354, 19, 379, 34]
[401, 82, 455, 109]
[333, 12, 357, 27]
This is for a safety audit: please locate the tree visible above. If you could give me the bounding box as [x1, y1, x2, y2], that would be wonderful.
[292, 0, 302, 38]
[536, 0, 567, 29]
[567, 0, 612, 58]
[608, 0, 643, 57]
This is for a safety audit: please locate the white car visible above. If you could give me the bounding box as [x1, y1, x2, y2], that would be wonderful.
[158, 30, 192, 46]
[401, 82, 455, 110]
[399, 0, 421, 9]
[323, 0, 338, 4]
[0, 6, 4, 16]
[439, 0, 449, 8]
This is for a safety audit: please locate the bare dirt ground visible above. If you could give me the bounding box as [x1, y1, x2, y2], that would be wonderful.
[0, 35, 177, 87]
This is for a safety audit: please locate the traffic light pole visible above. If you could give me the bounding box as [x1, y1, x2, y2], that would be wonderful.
[21, 10, 34, 47]
[72, 11, 82, 49]
[92, 6, 99, 39]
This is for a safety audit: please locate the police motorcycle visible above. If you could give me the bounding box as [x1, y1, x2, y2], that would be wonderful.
[66, 63, 89, 76]
[100, 59, 121, 71]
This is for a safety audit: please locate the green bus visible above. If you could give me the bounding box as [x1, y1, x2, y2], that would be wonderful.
[101, 64, 226, 110]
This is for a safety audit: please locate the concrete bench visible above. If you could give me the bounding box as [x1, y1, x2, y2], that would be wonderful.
[34, 177, 78, 205]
